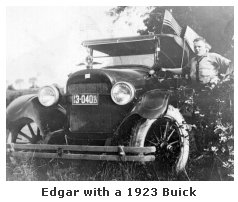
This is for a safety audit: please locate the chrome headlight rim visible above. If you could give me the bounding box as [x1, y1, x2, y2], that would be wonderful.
[38, 85, 60, 107]
[111, 81, 135, 105]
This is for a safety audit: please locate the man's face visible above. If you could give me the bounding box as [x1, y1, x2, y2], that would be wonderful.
[194, 40, 207, 56]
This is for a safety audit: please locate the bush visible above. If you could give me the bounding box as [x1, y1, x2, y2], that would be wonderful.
[178, 77, 234, 180]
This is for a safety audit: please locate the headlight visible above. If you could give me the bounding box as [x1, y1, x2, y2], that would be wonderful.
[111, 82, 135, 105]
[38, 85, 60, 106]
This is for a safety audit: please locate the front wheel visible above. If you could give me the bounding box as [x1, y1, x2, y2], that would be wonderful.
[131, 105, 189, 174]
[7, 118, 42, 144]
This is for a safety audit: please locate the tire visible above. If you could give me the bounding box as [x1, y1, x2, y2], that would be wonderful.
[7, 118, 42, 144]
[130, 105, 189, 174]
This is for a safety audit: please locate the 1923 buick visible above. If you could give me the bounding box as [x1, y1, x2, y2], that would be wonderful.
[6, 33, 192, 174]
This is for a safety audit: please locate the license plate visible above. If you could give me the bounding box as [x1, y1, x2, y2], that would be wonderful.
[72, 94, 98, 105]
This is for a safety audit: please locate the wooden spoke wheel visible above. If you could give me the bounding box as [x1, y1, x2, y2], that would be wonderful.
[145, 116, 186, 170]
[7, 118, 42, 144]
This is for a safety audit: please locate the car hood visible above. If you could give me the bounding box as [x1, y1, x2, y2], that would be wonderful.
[67, 65, 150, 89]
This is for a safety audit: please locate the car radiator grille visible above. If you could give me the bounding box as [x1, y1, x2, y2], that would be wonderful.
[68, 83, 116, 133]
[68, 83, 110, 94]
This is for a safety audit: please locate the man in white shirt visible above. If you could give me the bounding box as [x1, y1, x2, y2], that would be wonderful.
[163, 37, 231, 88]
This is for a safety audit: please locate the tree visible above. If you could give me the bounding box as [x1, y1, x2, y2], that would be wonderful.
[7, 84, 15, 90]
[107, 6, 233, 56]
[29, 77, 38, 89]
[15, 78, 24, 90]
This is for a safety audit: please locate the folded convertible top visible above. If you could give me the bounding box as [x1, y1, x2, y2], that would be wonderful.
[82, 34, 190, 68]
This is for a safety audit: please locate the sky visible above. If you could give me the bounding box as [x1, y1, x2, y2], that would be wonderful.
[6, 6, 147, 88]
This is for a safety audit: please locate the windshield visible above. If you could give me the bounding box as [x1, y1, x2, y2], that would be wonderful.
[82, 34, 190, 69]
[93, 51, 154, 68]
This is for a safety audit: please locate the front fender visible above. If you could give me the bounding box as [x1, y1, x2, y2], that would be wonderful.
[6, 94, 66, 136]
[132, 89, 170, 119]
[7, 94, 38, 124]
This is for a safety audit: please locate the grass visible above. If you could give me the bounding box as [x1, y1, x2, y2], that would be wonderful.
[6, 157, 188, 181]
[6, 146, 234, 181]
[7, 154, 230, 181]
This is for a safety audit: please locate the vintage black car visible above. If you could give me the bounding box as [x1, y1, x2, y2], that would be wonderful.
[6, 33, 191, 173]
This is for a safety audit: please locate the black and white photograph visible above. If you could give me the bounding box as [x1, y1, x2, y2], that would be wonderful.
[2, 2, 237, 201]
[5, 5, 234, 181]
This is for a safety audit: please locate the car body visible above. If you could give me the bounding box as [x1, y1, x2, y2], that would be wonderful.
[6, 33, 191, 173]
